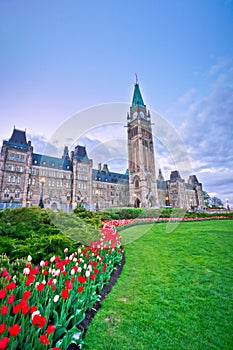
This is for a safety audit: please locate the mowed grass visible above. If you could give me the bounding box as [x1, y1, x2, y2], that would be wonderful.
[83, 220, 233, 350]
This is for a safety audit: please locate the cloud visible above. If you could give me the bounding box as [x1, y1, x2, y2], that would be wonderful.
[28, 134, 64, 157]
[173, 61, 233, 203]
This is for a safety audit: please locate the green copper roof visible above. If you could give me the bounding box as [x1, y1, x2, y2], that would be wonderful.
[131, 83, 145, 108]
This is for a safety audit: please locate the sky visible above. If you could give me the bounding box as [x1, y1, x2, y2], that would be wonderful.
[1, 0, 233, 206]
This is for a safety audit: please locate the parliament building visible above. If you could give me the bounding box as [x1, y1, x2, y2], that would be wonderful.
[0, 82, 204, 211]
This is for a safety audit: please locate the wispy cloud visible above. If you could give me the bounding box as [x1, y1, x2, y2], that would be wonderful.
[172, 60, 233, 202]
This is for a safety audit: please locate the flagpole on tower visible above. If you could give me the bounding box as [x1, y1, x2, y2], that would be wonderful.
[135, 73, 138, 84]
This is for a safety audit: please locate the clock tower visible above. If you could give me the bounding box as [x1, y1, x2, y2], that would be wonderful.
[127, 80, 158, 208]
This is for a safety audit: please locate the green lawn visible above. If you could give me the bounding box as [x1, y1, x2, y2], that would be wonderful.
[83, 220, 233, 350]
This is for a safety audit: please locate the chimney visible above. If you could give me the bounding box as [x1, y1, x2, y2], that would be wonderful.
[103, 164, 109, 175]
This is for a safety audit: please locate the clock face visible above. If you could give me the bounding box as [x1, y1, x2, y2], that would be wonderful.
[140, 111, 146, 119]
[132, 112, 138, 120]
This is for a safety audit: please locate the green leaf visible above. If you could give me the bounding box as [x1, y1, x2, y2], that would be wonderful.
[53, 309, 59, 325]
[11, 340, 19, 350]
[64, 314, 75, 328]
[53, 327, 67, 343]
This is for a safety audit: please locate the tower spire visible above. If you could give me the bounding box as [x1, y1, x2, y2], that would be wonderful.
[131, 77, 145, 108]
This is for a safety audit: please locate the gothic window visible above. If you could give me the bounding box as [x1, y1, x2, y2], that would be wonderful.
[4, 188, 10, 197]
[8, 176, 11, 182]
[17, 176, 20, 184]
[15, 189, 20, 198]
[135, 178, 139, 188]
[12, 176, 16, 183]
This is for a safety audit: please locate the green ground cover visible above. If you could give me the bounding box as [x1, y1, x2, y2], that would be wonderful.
[83, 220, 233, 350]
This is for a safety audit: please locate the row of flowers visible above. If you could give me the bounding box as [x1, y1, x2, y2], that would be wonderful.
[0, 227, 123, 349]
[103, 216, 231, 228]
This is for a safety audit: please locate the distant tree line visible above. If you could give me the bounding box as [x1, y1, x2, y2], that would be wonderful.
[203, 191, 225, 209]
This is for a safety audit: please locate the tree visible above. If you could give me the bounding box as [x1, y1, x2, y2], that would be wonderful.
[203, 191, 211, 208]
[211, 196, 223, 208]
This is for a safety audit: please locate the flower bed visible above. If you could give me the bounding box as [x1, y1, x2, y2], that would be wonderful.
[103, 215, 231, 229]
[0, 227, 123, 349]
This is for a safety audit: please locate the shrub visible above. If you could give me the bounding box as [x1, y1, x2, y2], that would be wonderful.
[102, 207, 145, 220]
[73, 205, 103, 227]
[0, 207, 101, 265]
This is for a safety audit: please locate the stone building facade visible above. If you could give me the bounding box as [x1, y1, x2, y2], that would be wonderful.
[0, 82, 204, 210]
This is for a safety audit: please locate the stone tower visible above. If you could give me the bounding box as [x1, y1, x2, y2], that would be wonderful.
[127, 80, 158, 207]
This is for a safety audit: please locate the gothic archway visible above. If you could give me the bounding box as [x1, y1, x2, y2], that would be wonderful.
[51, 202, 58, 211]
[135, 198, 141, 208]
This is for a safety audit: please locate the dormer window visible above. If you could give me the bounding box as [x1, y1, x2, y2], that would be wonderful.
[51, 162, 55, 167]
[42, 160, 46, 166]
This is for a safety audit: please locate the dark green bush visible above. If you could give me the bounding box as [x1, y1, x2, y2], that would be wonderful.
[0, 206, 101, 265]
[101, 207, 233, 220]
[102, 207, 145, 220]
[73, 205, 103, 227]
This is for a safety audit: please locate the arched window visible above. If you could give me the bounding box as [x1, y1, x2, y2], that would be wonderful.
[15, 189, 20, 198]
[135, 178, 139, 188]
[4, 188, 10, 197]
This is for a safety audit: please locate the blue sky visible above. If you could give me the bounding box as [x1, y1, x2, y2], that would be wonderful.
[1, 0, 233, 206]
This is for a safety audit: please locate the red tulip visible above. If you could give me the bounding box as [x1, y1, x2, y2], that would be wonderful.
[5, 282, 16, 290]
[0, 337, 9, 350]
[0, 290, 6, 299]
[23, 290, 31, 300]
[0, 324, 6, 335]
[46, 325, 56, 334]
[39, 334, 50, 344]
[36, 283, 45, 292]
[61, 289, 69, 299]
[7, 294, 15, 304]
[32, 315, 47, 328]
[0, 306, 8, 315]
[78, 275, 86, 284]
[8, 323, 21, 336]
